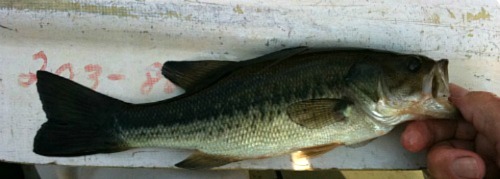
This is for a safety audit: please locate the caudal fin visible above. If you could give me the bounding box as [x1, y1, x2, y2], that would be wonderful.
[34, 71, 129, 156]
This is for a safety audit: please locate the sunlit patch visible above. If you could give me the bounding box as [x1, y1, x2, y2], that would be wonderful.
[291, 151, 312, 170]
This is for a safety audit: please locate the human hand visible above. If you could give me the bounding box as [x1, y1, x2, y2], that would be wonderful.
[401, 84, 500, 179]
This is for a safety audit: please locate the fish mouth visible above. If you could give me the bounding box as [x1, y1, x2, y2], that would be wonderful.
[361, 59, 459, 125]
[423, 59, 450, 99]
[371, 59, 458, 125]
[419, 59, 458, 119]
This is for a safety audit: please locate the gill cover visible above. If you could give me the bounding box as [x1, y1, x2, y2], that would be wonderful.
[344, 57, 458, 126]
[343, 60, 402, 124]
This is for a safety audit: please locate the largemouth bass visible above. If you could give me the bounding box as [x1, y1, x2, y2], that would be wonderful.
[33, 47, 458, 169]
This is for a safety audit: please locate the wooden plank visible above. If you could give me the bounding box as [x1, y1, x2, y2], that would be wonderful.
[35, 165, 249, 179]
[0, 0, 499, 169]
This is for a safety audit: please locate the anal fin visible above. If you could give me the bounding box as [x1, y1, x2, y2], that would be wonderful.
[346, 139, 376, 148]
[175, 152, 241, 170]
[294, 143, 342, 159]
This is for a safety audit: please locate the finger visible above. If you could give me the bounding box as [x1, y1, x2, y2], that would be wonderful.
[484, 158, 500, 179]
[402, 119, 476, 152]
[449, 83, 469, 99]
[401, 120, 460, 152]
[455, 120, 477, 140]
[401, 121, 431, 152]
[427, 141, 485, 179]
[475, 134, 498, 168]
[448, 140, 475, 151]
[450, 86, 500, 145]
[475, 137, 500, 179]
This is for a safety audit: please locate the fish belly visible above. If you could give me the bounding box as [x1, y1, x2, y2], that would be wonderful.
[120, 105, 393, 158]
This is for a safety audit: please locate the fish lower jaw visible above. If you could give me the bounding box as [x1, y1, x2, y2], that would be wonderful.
[367, 100, 410, 126]
[418, 97, 459, 119]
[371, 113, 414, 126]
[406, 96, 455, 115]
[374, 97, 457, 124]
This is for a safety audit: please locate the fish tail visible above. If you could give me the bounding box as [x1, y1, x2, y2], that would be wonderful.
[34, 71, 129, 156]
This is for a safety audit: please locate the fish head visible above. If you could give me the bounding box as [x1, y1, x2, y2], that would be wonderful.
[347, 54, 459, 126]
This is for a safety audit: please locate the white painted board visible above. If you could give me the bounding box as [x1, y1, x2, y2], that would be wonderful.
[0, 0, 499, 169]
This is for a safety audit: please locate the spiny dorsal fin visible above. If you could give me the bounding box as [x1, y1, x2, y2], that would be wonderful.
[161, 47, 309, 92]
[175, 152, 241, 170]
[162, 60, 235, 92]
[287, 99, 352, 129]
[240, 46, 309, 66]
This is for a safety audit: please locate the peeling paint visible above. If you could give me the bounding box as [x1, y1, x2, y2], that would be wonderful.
[446, 9, 456, 19]
[429, 13, 440, 24]
[184, 14, 193, 21]
[160, 11, 193, 21]
[233, 5, 244, 14]
[0, 24, 14, 31]
[166, 11, 181, 18]
[466, 7, 491, 22]
[0, 0, 135, 18]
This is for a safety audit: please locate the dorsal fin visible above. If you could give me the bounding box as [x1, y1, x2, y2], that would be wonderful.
[162, 60, 235, 92]
[161, 47, 309, 92]
[240, 46, 309, 66]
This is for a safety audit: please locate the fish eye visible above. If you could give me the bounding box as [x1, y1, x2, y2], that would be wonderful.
[407, 57, 422, 72]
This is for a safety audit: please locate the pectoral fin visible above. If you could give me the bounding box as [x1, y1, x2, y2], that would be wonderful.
[162, 60, 236, 92]
[175, 152, 240, 170]
[287, 99, 352, 129]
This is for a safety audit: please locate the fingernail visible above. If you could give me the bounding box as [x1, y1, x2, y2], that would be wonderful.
[452, 157, 479, 178]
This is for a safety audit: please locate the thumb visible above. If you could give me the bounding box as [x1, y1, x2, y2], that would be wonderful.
[427, 141, 485, 179]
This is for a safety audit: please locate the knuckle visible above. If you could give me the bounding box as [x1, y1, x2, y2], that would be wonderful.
[468, 91, 499, 101]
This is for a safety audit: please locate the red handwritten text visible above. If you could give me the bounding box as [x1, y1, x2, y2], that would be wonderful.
[55, 63, 75, 80]
[141, 62, 163, 94]
[19, 51, 175, 94]
[18, 51, 48, 87]
[107, 74, 125, 81]
[141, 62, 176, 95]
[84, 64, 102, 90]
[164, 80, 175, 93]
